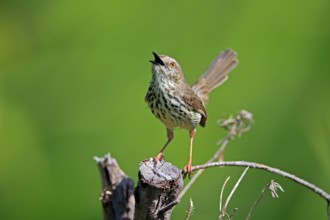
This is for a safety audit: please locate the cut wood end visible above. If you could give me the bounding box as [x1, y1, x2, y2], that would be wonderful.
[139, 158, 183, 188]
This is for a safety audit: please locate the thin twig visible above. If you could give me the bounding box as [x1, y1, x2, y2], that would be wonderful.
[219, 176, 231, 213]
[215, 134, 231, 162]
[192, 161, 330, 203]
[185, 199, 194, 220]
[178, 134, 232, 201]
[229, 208, 239, 219]
[245, 182, 271, 220]
[217, 110, 253, 161]
[246, 180, 284, 220]
[219, 167, 249, 219]
[157, 200, 179, 215]
[176, 110, 253, 204]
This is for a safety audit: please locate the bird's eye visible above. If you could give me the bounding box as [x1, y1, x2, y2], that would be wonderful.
[169, 62, 176, 68]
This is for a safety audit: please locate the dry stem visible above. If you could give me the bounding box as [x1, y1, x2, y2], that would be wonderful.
[219, 167, 249, 219]
[192, 161, 330, 203]
[219, 176, 231, 213]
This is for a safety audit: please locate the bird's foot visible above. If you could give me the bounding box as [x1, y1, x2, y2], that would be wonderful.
[153, 153, 164, 163]
[182, 162, 193, 179]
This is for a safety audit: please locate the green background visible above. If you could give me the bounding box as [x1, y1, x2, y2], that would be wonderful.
[1, 0, 330, 219]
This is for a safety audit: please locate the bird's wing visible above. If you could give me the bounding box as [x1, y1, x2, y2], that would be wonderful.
[192, 49, 238, 105]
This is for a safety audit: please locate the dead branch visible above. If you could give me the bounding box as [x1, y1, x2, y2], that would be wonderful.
[94, 110, 330, 219]
[94, 154, 135, 220]
[192, 161, 330, 203]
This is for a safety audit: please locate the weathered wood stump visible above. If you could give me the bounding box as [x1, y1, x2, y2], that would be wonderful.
[95, 155, 183, 220]
[134, 158, 183, 220]
[95, 154, 135, 220]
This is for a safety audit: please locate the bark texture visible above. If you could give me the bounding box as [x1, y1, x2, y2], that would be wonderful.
[134, 158, 183, 220]
[95, 154, 135, 220]
[95, 155, 183, 220]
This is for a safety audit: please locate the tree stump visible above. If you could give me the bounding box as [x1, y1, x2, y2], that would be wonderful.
[134, 158, 183, 220]
[95, 155, 183, 220]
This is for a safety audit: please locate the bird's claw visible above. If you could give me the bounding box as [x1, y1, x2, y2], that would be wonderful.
[182, 162, 193, 179]
[153, 153, 164, 163]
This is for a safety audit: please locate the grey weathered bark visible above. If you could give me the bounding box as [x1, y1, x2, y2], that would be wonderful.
[95, 154, 135, 220]
[134, 158, 183, 220]
[95, 155, 183, 220]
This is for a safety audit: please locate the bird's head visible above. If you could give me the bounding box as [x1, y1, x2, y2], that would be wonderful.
[150, 52, 184, 82]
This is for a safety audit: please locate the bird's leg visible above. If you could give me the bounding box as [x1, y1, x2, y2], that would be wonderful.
[183, 129, 196, 178]
[155, 128, 174, 161]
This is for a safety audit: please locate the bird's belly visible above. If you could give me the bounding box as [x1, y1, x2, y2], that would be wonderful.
[147, 92, 202, 130]
[163, 110, 201, 130]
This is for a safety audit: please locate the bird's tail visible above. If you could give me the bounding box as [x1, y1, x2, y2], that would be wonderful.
[192, 49, 238, 105]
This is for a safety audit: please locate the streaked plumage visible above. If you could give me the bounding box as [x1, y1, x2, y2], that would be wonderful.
[145, 49, 238, 176]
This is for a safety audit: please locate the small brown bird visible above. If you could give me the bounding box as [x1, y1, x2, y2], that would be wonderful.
[145, 49, 238, 176]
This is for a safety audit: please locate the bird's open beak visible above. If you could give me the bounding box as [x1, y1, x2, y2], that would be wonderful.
[150, 52, 165, 66]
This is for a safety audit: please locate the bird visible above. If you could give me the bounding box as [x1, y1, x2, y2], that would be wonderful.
[145, 49, 238, 177]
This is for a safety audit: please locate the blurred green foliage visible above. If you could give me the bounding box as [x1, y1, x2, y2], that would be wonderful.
[1, 0, 330, 219]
